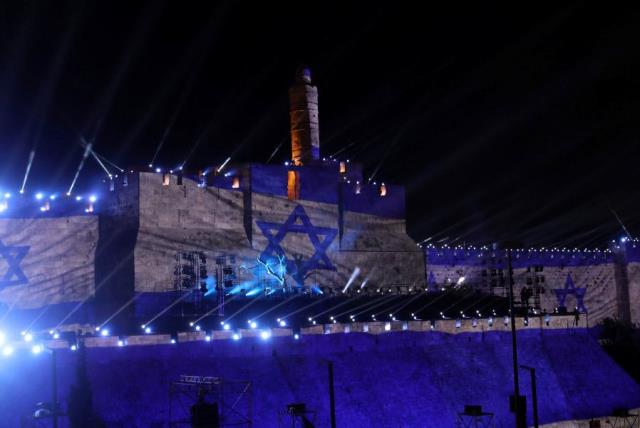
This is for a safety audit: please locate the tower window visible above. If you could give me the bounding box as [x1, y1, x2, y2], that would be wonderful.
[162, 174, 170, 186]
[287, 171, 300, 200]
[232, 176, 240, 189]
[339, 161, 347, 174]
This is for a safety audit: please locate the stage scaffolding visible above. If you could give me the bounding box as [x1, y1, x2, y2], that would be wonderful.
[169, 375, 253, 427]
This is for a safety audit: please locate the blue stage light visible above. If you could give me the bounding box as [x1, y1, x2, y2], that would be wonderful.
[2, 345, 14, 357]
[232, 333, 241, 341]
[170, 339, 176, 344]
[31, 344, 43, 354]
[223, 324, 230, 331]
[70, 345, 77, 351]
[100, 329, 110, 337]
[279, 320, 287, 327]
[117, 340, 124, 347]
[250, 321, 257, 329]
[195, 325, 201, 331]
[89, 195, 97, 203]
[205, 336, 211, 342]
[3, 192, 10, 198]
[35, 192, 44, 200]
[24, 333, 33, 342]
[75, 196, 83, 201]
[260, 330, 271, 340]
[144, 327, 152, 334]
[294, 334, 299, 340]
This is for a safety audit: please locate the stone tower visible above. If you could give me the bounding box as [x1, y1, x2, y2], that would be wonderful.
[289, 66, 320, 165]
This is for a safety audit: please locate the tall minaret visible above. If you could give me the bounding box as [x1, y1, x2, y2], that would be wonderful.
[289, 66, 320, 165]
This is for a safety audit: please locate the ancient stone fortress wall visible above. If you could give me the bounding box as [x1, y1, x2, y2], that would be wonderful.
[119, 165, 424, 301]
[622, 239, 640, 326]
[3, 316, 639, 427]
[0, 216, 98, 309]
[424, 245, 624, 325]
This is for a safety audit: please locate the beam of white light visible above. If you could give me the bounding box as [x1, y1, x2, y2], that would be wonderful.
[266, 139, 285, 164]
[142, 291, 195, 328]
[67, 143, 92, 195]
[90, 150, 112, 178]
[310, 295, 364, 320]
[96, 153, 124, 172]
[99, 294, 141, 328]
[192, 294, 240, 325]
[19, 150, 36, 194]
[342, 267, 361, 293]
[251, 294, 302, 321]
[216, 157, 231, 173]
[348, 294, 401, 319]
[220, 297, 261, 323]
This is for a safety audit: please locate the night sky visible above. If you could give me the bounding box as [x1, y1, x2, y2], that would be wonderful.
[1, 2, 639, 248]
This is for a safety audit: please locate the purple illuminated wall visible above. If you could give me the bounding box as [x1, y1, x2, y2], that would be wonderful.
[2, 329, 639, 427]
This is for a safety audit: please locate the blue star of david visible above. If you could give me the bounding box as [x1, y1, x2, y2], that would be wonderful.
[0, 239, 29, 289]
[554, 273, 587, 312]
[256, 205, 337, 285]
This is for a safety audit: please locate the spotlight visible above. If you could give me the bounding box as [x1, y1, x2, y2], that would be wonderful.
[3, 192, 10, 198]
[53, 332, 60, 340]
[70, 345, 77, 351]
[117, 340, 125, 347]
[35, 192, 44, 200]
[250, 321, 257, 329]
[189, 322, 194, 327]
[170, 339, 176, 344]
[95, 326, 101, 331]
[144, 327, 152, 334]
[232, 333, 241, 341]
[312, 320, 317, 325]
[294, 334, 300, 340]
[89, 195, 97, 203]
[100, 329, 110, 337]
[223, 324, 230, 331]
[24, 333, 33, 342]
[141, 324, 146, 329]
[155, 168, 161, 173]
[195, 325, 201, 331]
[279, 320, 287, 327]
[31, 344, 43, 354]
[260, 330, 271, 340]
[2, 345, 14, 357]
[148, 163, 153, 168]
[205, 336, 211, 342]
[75, 195, 83, 201]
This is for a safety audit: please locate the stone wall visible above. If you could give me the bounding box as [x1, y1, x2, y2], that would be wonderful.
[125, 171, 424, 299]
[425, 248, 622, 325]
[2, 327, 639, 427]
[0, 216, 98, 309]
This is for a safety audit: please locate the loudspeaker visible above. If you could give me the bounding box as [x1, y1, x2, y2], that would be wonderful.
[464, 405, 482, 416]
[612, 408, 630, 417]
[509, 395, 527, 428]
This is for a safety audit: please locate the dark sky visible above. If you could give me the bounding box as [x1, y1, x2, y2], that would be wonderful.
[1, 2, 639, 248]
